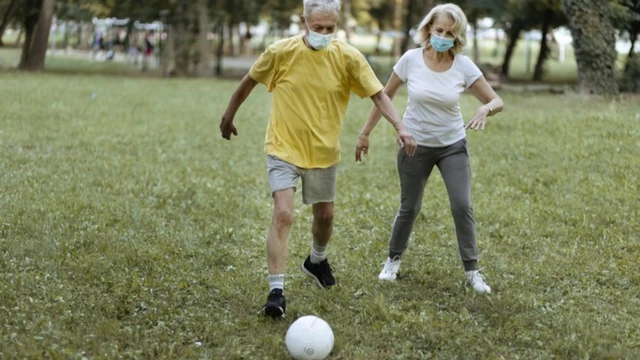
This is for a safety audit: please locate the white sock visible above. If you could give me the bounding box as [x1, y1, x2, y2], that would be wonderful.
[310, 243, 327, 264]
[268, 274, 285, 292]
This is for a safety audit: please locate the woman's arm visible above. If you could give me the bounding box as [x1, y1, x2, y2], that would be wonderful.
[465, 76, 504, 130]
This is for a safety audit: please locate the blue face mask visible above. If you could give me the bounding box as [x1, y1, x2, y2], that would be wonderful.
[306, 27, 333, 50]
[430, 34, 455, 52]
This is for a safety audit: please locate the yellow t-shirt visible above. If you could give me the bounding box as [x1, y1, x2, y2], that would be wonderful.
[249, 35, 383, 169]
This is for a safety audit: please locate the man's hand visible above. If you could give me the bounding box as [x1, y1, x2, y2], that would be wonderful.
[220, 116, 238, 140]
[355, 134, 370, 162]
[397, 129, 417, 156]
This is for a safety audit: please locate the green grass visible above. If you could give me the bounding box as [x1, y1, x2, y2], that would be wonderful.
[1, 67, 640, 359]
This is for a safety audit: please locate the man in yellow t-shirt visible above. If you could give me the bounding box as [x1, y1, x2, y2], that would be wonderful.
[220, 0, 416, 318]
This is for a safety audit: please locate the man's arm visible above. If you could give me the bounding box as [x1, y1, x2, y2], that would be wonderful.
[220, 74, 259, 140]
[355, 84, 416, 161]
[359, 72, 404, 138]
[370, 91, 416, 155]
[369, 90, 405, 134]
[356, 72, 416, 161]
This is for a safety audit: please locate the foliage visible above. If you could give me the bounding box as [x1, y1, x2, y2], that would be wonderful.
[356, 0, 394, 29]
[619, 56, 640, 92]
[1, 63, 640, 358]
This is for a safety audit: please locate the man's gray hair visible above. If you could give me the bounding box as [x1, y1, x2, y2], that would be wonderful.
[303, 0, 341, 18]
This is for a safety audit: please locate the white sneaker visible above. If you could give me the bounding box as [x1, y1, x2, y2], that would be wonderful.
[378, 257, 401, 281]
[465, 270, 491, 293]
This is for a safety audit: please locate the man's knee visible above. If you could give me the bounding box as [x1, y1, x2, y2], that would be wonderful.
[273, 207, 294, 228]
[313, 205, 334, 225]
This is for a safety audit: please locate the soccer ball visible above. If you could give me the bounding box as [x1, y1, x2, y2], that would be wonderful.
[285, 315, 334, 360]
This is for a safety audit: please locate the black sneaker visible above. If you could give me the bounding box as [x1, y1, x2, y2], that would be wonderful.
[302, 256, 336, 288]
[262, 289, 286, 318]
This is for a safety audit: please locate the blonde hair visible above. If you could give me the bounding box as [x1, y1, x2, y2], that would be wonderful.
[413, 3, 468, 55]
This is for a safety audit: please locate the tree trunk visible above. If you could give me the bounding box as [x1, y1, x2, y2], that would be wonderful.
[215, 20, 224, 76]
[16, 28, 23, 45]
[426, 0, 435, 11]
[625, 30, 637, 72]
[0, 0, 20, 47]
[78, 22, 92, 50]
[472, 17, 479, 63]
[628, 30, 637, 59]
[162, 25, 175, 77]
[374, 26, 382, 55]
[227, 23, 235, 56]
[393, 0, 403, 57]
[563, 0, 618, 95]
[122, 20, 134, 52]
[500, 22, 523, 79]
[62, 21, 70, 50]
[173, 0, 190, 76]
[242, 26, 252, 56]
[342, 0, 351, 43]
[493, 28, 500, 58]
[532, 10, 553, 81]
[18, 0, 41, 69]
[20, 0, 55, 71]
[196, 0, 213, 77]
[401, 0, 416, 53]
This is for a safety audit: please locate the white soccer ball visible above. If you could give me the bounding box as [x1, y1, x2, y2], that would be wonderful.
[285, 315, 334, 360]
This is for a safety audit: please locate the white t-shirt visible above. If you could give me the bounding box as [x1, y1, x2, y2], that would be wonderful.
[393, 48, 483, 147]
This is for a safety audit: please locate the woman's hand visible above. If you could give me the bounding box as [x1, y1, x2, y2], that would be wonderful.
[465, 105, 490, 131]
[397, 129, 417, 156]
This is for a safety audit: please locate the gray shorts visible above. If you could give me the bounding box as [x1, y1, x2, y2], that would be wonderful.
[266, 155, 338, 205]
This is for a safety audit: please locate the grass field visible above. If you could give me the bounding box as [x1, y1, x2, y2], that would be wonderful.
[1, 62, 640, 359]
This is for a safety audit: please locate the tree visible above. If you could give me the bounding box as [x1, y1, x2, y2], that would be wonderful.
[400, 0, 416, 54]
[0, 0, 20, 47]
[496, 0, 566, 81]
[563, 0, 619, 95]
[19, 0, 56, 71]
[342, 0, 351, 42]
[392, 0, 402, 57]
[451, 0, 507, 64]
[18, 0, 41, 69]
[531, 0, 566, 81]
[623, 0, 640, 64]
[368, 0, 394, 55]
[18, 0, 56, 71]
[620, 0, 640, 92]
[172, 0, 192, 76]
[196, 0, 213, 76]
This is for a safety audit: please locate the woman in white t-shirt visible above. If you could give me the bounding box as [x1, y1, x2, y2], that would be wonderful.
[355, 3, 503, 293]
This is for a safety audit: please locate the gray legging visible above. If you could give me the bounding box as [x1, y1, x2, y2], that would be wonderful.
[389, 138, 479, 271]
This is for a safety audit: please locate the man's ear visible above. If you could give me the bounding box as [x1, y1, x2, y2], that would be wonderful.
[301, 15, 306, 27]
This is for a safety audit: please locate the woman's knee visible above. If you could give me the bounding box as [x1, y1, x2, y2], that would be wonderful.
[398, 201, 422, 220]
[450, 200, 473, 218]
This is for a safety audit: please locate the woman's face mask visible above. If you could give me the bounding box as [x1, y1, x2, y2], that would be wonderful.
[306, 26, 334, 50]
[430, 33, 455, 52]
